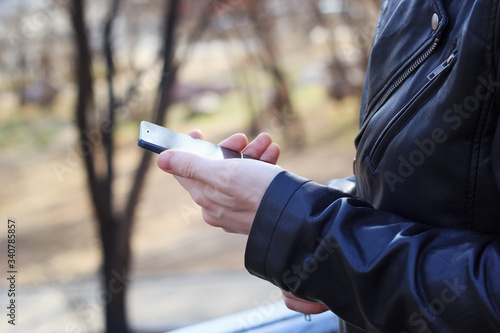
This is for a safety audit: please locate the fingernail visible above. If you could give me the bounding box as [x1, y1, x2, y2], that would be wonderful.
[157, 151, 173, 172]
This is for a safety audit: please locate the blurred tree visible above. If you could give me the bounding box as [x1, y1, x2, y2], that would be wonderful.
[248, 0, 304, 147]
[212, 0, 305, 147]
[69, 0, 181, 331]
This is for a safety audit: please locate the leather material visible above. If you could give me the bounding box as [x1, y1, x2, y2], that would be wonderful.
[245, 0, 500, 332]
[355, 0, 500, 234]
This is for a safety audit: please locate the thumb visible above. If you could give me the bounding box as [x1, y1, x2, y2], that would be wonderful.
[157, 150, 214, 182]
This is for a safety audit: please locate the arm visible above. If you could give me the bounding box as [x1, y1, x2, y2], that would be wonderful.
[245, 171, 500, 332]
[157, 131, 499, 332]
[157, 131, 329, 314]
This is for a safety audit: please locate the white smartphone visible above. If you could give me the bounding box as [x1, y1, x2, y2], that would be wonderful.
[138, 121, 255, 160]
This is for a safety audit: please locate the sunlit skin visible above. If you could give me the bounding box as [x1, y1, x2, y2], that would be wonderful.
[157, 131, 328, 315]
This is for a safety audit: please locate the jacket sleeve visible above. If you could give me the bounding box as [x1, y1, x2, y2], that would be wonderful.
[245, 171, 500, 333]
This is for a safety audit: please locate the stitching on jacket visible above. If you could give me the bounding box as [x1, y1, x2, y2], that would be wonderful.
[467, 0, 499, 230]
[493, 0, 500, 76]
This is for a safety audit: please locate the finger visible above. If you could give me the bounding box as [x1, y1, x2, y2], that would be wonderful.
[188, 129, 204, 140]
[219, 133, 248, 152]
[259, 142, 280, 164]
[283, 298, 328, 315]
[157, 150, 216, 184]
[282, 291, 329, 315]
[241, 133, 274, 159]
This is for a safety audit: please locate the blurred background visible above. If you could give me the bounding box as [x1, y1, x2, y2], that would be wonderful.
[0, 0, 380, 332]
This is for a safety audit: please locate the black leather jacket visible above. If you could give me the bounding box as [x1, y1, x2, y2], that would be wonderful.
[245, 0, 500, 332]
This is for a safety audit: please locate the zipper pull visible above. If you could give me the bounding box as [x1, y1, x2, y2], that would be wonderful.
[427, 50, 458, 81]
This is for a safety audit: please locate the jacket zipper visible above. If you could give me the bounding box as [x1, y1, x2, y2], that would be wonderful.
[367, 49, 458, 170]
[427, 50, 457, 80]
[357, 37, 441, 143]
[372, 37, 441, 118]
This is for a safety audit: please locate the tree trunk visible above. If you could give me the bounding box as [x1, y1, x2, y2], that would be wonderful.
[69, 0, 199, 331]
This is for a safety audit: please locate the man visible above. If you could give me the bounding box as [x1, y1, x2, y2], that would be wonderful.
[157, 0, 500, 332]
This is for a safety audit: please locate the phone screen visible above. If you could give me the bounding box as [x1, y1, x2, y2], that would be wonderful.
[138, 121, 243, 159]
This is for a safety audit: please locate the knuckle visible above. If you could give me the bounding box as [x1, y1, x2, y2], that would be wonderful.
[191, 191, 207, 207]
[202, 206, 225, 227]
[182, 157, 197, 179]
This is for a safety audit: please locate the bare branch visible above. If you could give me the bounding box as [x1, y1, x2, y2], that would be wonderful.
[69, 0, 111, 226]
[124, 0, 181, 236]
[102, 0, 122, 214]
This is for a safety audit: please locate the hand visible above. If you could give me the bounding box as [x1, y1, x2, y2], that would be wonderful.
[157, 131, 282, 235]
[188, 130, 280, 164]
[282, 290, 329, 314]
